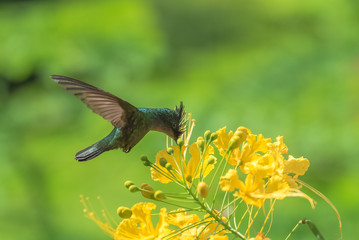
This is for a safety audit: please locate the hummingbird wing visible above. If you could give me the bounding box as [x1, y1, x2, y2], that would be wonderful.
[51, 75, 138, 128]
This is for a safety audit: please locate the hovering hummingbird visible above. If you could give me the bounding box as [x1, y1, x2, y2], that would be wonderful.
[51, 75, 185, 161]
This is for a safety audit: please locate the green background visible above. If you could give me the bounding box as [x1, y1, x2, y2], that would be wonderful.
[1, 0, 358, 239]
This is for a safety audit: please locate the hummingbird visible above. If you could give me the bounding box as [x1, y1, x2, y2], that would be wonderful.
[51, 75, 185, 161]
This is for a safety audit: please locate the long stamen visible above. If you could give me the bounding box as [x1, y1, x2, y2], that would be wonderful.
[260, 199, 276, 233]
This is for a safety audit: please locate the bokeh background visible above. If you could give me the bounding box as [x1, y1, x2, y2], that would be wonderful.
[1, 0, 358, 239]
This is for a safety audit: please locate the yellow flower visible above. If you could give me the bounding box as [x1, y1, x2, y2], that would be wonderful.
[241, 154, 276, 179]
[239, 133, 271, 167]
[241, 136, 290, 178]
[198, 214, 227, 239]
[114, 202, 171, 240]
[213, 127, 250, 166]
[168, 209, 200, 228]
[264, 175, 292, 199]
[219, 169, 242, 192]
[220, 170, 265, 207]
[151, 142, 216, 184]
[214, 127, 272, 168]
[250, 174, 315, 207]
[209, 235, 228, 240]
[248, 232, 271, 240]
[168, 210, 227, 240]
[233, 174, 265, 207]
[284, 155, 310, 177]
[81, 198, 172, 240]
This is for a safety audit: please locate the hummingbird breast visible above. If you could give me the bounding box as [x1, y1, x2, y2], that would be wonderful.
[116, 110, 151, 152]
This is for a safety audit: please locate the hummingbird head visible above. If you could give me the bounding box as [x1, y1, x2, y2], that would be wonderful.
[149, 102, 186, 140]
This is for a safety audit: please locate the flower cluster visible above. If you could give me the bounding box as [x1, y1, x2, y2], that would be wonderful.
[81, 115, 340, 239]
[215, 127, 314, 208]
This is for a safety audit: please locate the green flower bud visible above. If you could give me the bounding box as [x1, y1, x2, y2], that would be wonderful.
[204, 130, 211, 141]
[196, 137, 205, 152]
[186, 175, 192, 183]
[129, 185, 139, 193]
[141, 155, 151, 166]
[210, 132, 218, 142]
[166, 147, 174, 155]
[140, 155, 148, 162]
[159, 158, 167, 167]
[124, 180, 134, 189]
[197, 181, 209, 198]
[143, 161, 151, 167]
[165, 162, 173, 171]
[177, 138, 184, 147]
[228, 135, 241, 151]
[154, 190, 166, 201]
[117, 206, 132, 218]
[207, 155, 216, 165]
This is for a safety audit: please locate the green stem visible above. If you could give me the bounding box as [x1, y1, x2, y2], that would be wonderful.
[211, 150, 231, 209]
[186, 185, 247, 240]
[163, 219, 213, 239]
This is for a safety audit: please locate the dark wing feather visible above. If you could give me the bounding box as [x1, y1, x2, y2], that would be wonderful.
[51, 75, 138, 128]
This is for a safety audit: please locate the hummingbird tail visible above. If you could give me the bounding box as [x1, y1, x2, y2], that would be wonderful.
[75, 143, 107, 161]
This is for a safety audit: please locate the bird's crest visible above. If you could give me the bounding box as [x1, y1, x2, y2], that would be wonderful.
[174, 101, 186, 139]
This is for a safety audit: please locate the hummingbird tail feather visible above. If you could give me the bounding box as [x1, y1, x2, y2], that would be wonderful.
[75, 144, 107, 161]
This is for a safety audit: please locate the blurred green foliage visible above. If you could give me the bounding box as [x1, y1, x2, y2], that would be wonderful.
[0, 0, 358, 239]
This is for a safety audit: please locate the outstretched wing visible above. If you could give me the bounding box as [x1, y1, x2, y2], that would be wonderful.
[51, 75, 138, 128]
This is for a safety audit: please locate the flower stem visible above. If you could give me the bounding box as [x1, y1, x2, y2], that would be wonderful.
[185, 185, 247, 240]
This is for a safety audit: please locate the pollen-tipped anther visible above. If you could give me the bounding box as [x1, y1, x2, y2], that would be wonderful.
[124, 180, 135, 189]
[165, 163, 173, 171]
[166, 147, 174, 155]
[117, 206, 132, 218]
[207, 155, 216, 165]
[177, 138, 184, 147]
[154, 190, 166, 201]
[140, 155, 151, 166]
[129, 185, 139, 193]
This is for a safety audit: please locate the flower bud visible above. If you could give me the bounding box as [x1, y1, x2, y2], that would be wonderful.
[234, 127, 248, 143]
[165, 162, 173, 171]
[140, 183, 154, 199]
[210, 132, 218, 142]
[186, 175, 192, 183]
[141, 155, 151, 166]
[140, 155, 148, 162]
[204, 130, 211, 141]
[196, 137, 205, 152]
[117, 206, 132, 218]
[154, 190, 166, 201]
[124, 180, 134, 189]
[207, 155, 216, 165]
[228, 135, 241, 151]
[166, 147, 174, 155]
[197, 181, 209, 198]
[129, 185, 139, 193]
[159, 158, 167, 167]
[177, 138, 184, 147]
